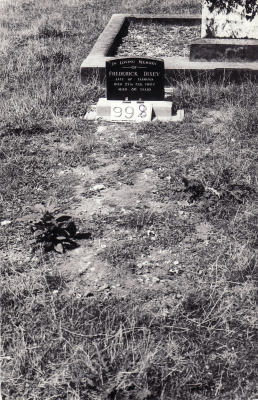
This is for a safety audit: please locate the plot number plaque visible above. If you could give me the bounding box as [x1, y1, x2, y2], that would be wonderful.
[111, 101, 152, 122]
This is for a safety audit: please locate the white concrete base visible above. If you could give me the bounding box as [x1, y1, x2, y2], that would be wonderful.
[201, 1, 258, 39]
[97, 98, 173, 119]
[84, 98, 184, 122]
[84, 110, 184, 122]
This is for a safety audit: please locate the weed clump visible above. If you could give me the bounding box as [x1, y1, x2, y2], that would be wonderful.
[36, 51, 71, 67]
[38, 25, 67, 39]
[18, 199, 80, 253]
[232, 106, 258, 138]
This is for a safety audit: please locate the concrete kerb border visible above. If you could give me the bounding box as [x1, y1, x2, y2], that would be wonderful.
[80, 13, 258, 84]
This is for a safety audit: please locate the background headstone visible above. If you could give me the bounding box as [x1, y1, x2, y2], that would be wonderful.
[201, 0, 258, 39]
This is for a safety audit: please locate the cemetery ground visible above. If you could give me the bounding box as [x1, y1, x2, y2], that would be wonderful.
[1, 0, 258, 399]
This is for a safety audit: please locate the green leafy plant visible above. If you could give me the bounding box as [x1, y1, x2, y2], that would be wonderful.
[18, 199, 78, 253]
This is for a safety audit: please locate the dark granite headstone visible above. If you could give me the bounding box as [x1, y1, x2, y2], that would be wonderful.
[106, 57, 164, 101]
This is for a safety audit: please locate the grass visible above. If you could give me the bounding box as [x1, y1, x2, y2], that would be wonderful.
[1, 0, 258, 399]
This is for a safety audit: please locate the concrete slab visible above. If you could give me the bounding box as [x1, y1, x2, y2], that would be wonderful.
[190, 38, 258, 62]
[80, 14, 258, 84]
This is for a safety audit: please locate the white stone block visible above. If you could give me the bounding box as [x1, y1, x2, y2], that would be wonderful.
[95, 98, 174, 122]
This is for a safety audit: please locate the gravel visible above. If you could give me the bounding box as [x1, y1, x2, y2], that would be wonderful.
[116, 22, 201, 58]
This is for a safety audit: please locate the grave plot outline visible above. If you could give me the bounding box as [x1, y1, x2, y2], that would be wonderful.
[80, 13, 258, 84]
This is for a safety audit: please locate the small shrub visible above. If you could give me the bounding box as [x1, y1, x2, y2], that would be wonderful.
[18, 199, 78, 253]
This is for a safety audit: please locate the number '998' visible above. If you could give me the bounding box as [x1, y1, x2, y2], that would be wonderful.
[113, 104, 147, 119]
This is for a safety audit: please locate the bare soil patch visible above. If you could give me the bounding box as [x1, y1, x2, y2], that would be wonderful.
[44, 108, 251, 303]
[2, 98, 258, 400]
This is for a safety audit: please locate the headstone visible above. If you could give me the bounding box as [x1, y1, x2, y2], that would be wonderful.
[106, 57, 164, 101]
[84, 57, 183, 122]
[190, 0, 258, 61]
[201, 0, 258, 39]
